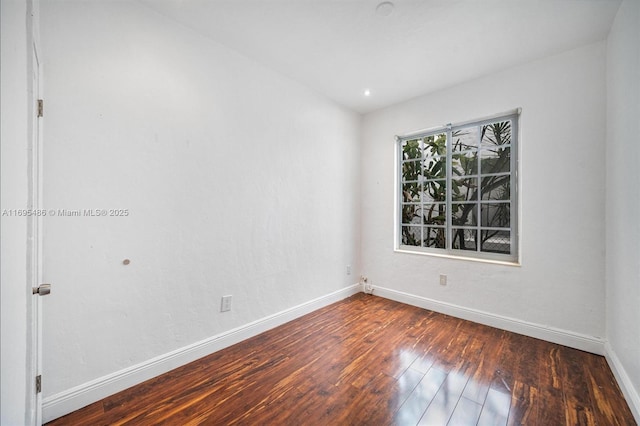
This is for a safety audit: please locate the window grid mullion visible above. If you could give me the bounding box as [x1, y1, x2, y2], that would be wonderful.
[475, 125, 481, 253]
[445, 127, 452, 252]
[420, 138, 424, 247]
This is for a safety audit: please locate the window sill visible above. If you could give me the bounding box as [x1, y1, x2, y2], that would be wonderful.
[394, 247, 521, 267]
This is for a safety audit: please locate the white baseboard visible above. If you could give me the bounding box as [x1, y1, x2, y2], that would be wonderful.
[370, 285, 605, 355]
[42, 284, 361, 423]
[604, 342, 640, 423]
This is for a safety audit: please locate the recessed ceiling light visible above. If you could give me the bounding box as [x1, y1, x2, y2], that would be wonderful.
[364, 89, 371, 97]
[376, 1, 394, 17]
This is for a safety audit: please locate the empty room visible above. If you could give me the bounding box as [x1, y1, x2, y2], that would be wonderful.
[1, 0, 639, 424]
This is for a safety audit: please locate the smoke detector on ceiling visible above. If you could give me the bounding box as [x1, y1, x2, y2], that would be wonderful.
[376, 1, 395, 17]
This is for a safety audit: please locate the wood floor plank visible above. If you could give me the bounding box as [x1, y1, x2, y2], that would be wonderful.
[507, 380, 538, 425]
[393, 366, 447, 425]
[477, 386, 511, 426]
[536, 345, 566, 425]
[557, 345, 598, 426]
[581, 353, 636, 425]
[393, 367, 425, 411]
[46, 294, 637, 426]
[417, 369, 469, 425]
[462, 330, 508, 405]
[448, 396, 483, 425]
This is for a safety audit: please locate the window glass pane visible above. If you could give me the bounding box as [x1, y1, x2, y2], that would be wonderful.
[423, 156, 446, 180]
[402, 160, 421, 182]
[422, 179, 446, 203]
[481, 202, 510, 228]
[401, 204, 421, 225]
[451, 203, 477, 226]
[421, 204, 446, 225]
[423, 133, 447, 157]
[452, 228, 477, 251]
[452, 177, 477, 201]
[402, 139, 422, 160]
[402, 182, 420, 203]
[401, 225, 421, 246]
[481, 230, 511, 254]
[452, 127, 478, 153]
[481, 120, 511, 148]
[452, 151, 478, 177]
[480, 146, 510, 174]
[423, 226, 446, 249]
[481, 176, 510, 200]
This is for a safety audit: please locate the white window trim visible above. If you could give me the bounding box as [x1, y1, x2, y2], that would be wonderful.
[394, 109, 521, 265]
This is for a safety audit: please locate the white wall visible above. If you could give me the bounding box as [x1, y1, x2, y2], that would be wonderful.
[606, 0, 640, 419]
[1, 0, 34, 424]
[40, 0, 360, 406]
[361, 43, 607, 343]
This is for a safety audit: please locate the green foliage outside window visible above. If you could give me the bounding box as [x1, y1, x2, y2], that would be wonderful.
[400, 117, 515, 257]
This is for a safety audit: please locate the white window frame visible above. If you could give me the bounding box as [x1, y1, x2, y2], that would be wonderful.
[394, 110, 520, 265]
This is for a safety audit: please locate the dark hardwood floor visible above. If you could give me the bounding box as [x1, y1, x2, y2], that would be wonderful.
[47, 293, 636, 425]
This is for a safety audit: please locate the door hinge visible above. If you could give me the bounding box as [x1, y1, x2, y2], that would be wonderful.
[37, 99, 43, 117]
[36, 375, 42, 394]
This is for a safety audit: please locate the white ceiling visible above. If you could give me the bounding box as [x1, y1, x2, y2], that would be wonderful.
[142, 0, 621, 114]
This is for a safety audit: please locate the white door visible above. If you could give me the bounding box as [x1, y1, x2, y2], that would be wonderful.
[29, 41, 46, 426]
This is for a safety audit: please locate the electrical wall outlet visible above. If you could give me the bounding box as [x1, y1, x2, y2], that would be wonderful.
[439, 274, 447, 286]
[346, 265, 351, 275]
[221, 295, 232, 312]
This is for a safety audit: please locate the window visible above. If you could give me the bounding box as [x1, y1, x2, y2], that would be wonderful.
[396, 111, 519, 263]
